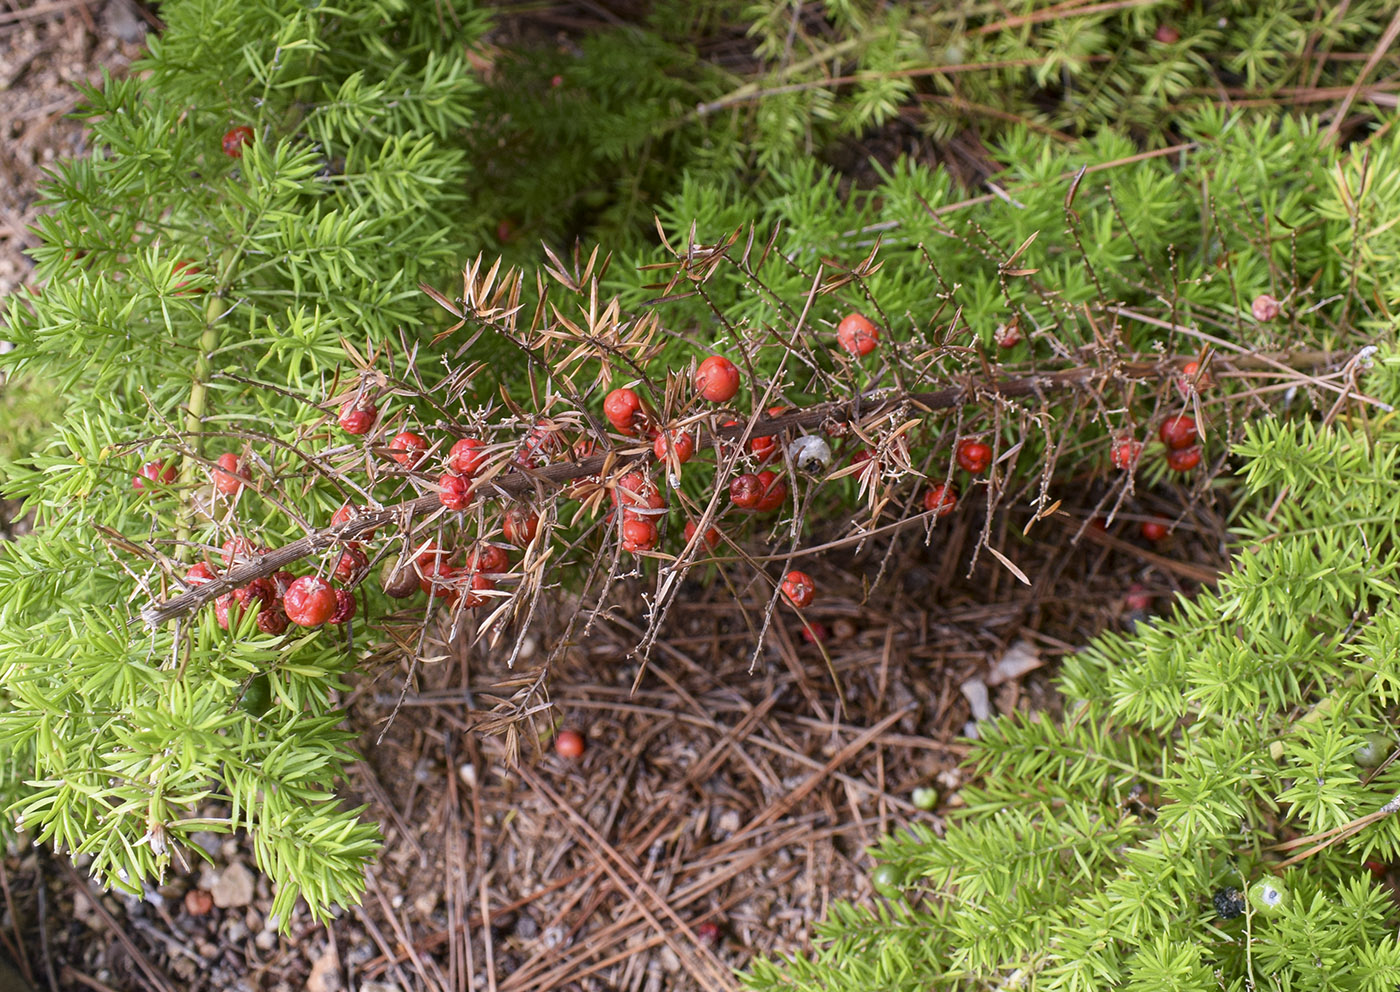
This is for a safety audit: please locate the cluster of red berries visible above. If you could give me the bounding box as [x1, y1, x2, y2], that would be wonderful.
[1109, 411, 1203, 475]
[613, 471, 666, 553]
[187, 540, 357, 634]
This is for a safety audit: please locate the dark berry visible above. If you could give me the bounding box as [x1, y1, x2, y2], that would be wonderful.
[1213, 887, 1246, 920]
[329, 588, 356, 625]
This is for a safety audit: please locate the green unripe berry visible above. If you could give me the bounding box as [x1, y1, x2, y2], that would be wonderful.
[911, 786, 939, 810]
[1248, 878, 1290, 915]
[871, 863, 904, 899]
[1355, 732, 1392, 769]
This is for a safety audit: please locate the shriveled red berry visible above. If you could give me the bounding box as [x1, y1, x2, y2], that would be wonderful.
[730, 473, 763, 509]
[622, 517, 659, 552]
[283, 576, 337, 627]
[414, 539, 448, 568]
[1111, 436, 1143, 470]
[1140, 518, 1170, 542]
[555, 729, 586, 759]
[333, 547, 368, 583]
[186, 562, 217, 586]
[214, 593, 236, 630]
[654, 429, 695, 465]
[172, 260, 204, 294]
[922, 483, 957, 518]
[465, 544, 510, 574]
[133, 460, 177, 490]
[184, 888, 215, 916]
[695, 356, 741, 403]
[503, 506, 539, 546]
[1158, 415, 1198, 451]
[603, 388, 644, 434]
[1176, 360, 1212, 396]
[389, 431, 429, 468]
[836, 313, 879, 356]
[956, 440, 993, 474]
[755, 470, 787, 512]
[1124, 584, 1152, 612]
[256, 607, 289, 635]
[781, 570, 816, 608]
[683, 519, 721, 550]
[1165, 446, 1202, 472]
[272, 571, 296, 598]
[695, 921, 723, 948]
[221, 125, 254, 158]
[234, 577, 276, 610]
[995, 318, 1023, 349]
[329, 588, 356, 624]
[338, 403, 377, 436]
[1251, 293, 1281, 322]
[458, 573, 495, 609]
[213, 453, 245, 495]
[800, 622, 829, 644]
[448, 437, 488, 476]
[439, 472, 473, 511]
[1366, 860, 1389, 878]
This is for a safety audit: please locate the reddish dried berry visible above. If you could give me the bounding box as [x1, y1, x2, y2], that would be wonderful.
[1153, 23, 1180, 44]
[1140, 519, 1170, 542]
[414, 539, 448, 568]
[234, 578, 276, 610]
[1165, 446, 1202, 472]
[654, 429, 695, 465]
[555, 729, 586, 759]
[134, 460, 177, 490]
[221, 537, 260, 567]
[448, 437, 488, 476]
[214, 593, 236, 630]
[749, 406, 788, 464]
[284, 576, 337, 627]
[995, 318, 1023, 349]
[338, 403, 377, 436]
[683, 519, 721, 550]
[329, 588, 356, 624]
[418, 559, 458, 598]
[730, 473, 763, 509]
[333, 547, 368, 583]
[1251, 293, 1281, 322]
[458, 573, 496, 609]
[221, 125, 254, 158]
[503, 506, 539, 546]
[439, 471, 473, 511]
[781, 570, 816, 608]
[695, 921, 723, 948]
[1176, 360, 1212, 396]
[1158, 415, 1198, 451]
[1124, 584, 1152, 612]
[256, 607, 289, 635]
[213, 452, 245, 496]
[603, 388, 644, 434]
[622, 517, 659, 552]
[1111, 436, 1143, 470]
[755, 470, 787, 512]
[922, 483, 958, 518]
[272, 571, 296, 598]
[956, 440, 993, 474]
[389, 431, 429, 468]
[800, 622, 829, 644]
[695, 356, 741, 403]
[836, 313, 879, 356]
[1366, 860, 1389, 878]
[465, 544, 510, 575]
[186, 562, 217, 586]
[184, 888, 215, 916]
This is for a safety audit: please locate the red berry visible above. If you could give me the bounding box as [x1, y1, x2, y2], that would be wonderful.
[1158, 415, 1198, 451]
[214, 593, 236, 630]
[654, 429, 695, 465]
[418, 559, 458, 599]
[283, 576, 337, 627]
[389, 431, 429, 468]
[448, 437, 488, 476]
[683, 519, 721, 550]
[695, 921, 722, 948]
[836, 313, 879, 356]
[1124, 584, 1152, 612]
[414, 539, 448, 568]
[800, 622, 829, 644]
[1111, 436, 1143, 470]
[1089, 516, 1109, 533]
[1140, 519, 1170, 542]
[221, 125, 254, 158]
[695, 356, 741, 403]
[503, 506, 539, 546]
[465, 544, 510, 574]
[781, 570, 816, 608]
[1165, 446, 1202, 472]
[603, 388, 644, 434]
[755, 470, 788, 512]
[995, 318, 1023, 349]
[186, 562, 217, 586]
[1177, 360, 1211, 396]
[333, 547, 369, 583]
[256, 608, 289, 635]
[1251, 293, 1281, 322]
[1153, 23, 1180, 44]
[172, 260, 205, 294]
[622, 517, 659, 552]
[955, 440, 993, 474]
[749, 406, 787, 463]
[1366, 860, 1389, 878]
[233, 577, 276, 610]
[213, 452, 245, 495]
[133, 460, 177, 490]
[438, 471, 473, 511]
[338, 403, 377, 436]
[329, 588, 356, 625]
[730, 473, 763, 509]
[272, 571, 296, 598]
[458, 573, 495, 609]
[923, 483, 958, 517]
[221, 537, 260, 567]
[515, 419, 565, 468]
[555, 729, 586, 759]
